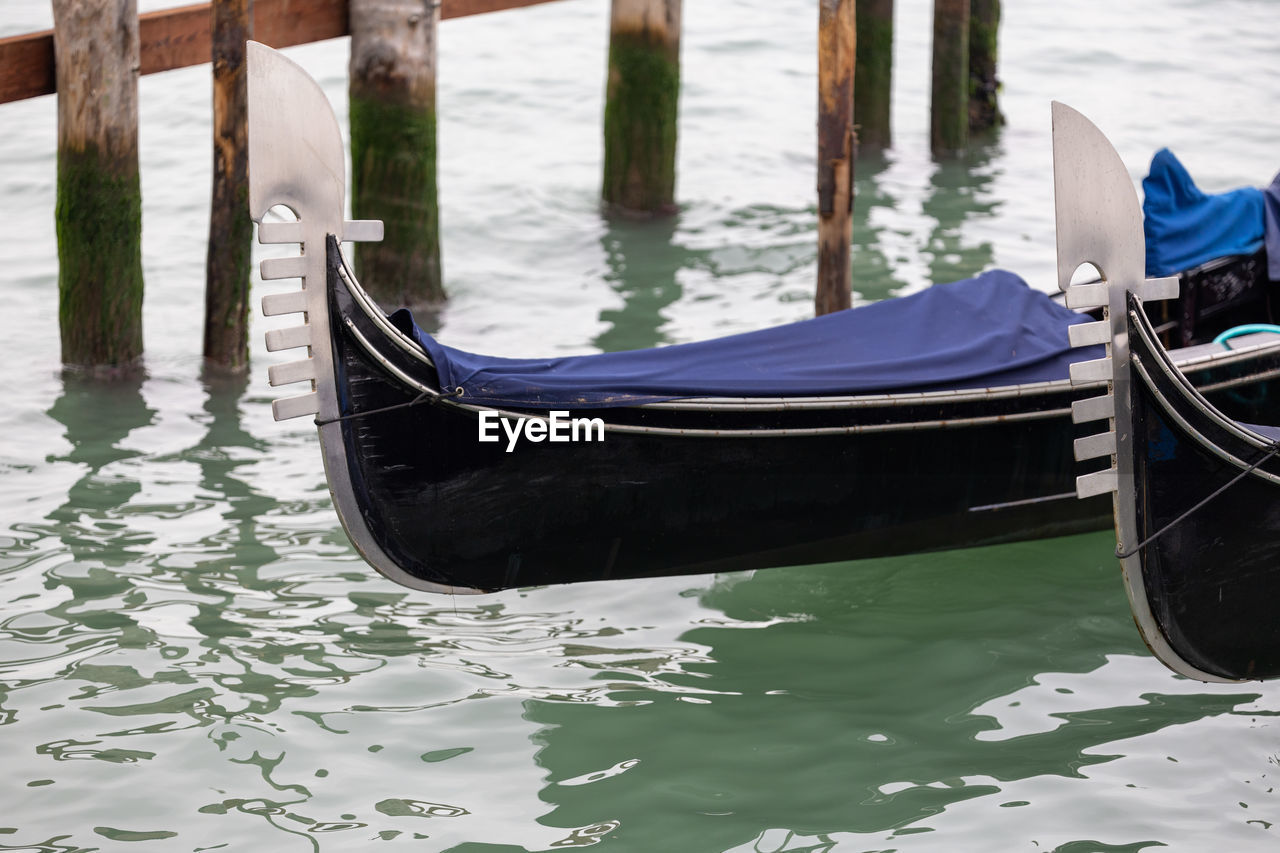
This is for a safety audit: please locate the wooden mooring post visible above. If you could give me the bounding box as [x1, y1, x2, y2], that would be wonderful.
[968, 0, 1001, 133]
[14, 1, 581, 375]
[853, 0, 891, 151]
[816, 0, 856, 316]
[20, 0, 994, 367]
[205, 0, 254, 373]
[349, 0, 444, 308]
[602, 0, 681, 217]
[51, 0, 145, 372]
[930, 0, 968, 156]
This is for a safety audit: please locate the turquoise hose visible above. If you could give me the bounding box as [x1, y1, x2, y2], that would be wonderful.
[1212, 324, 1280, 349]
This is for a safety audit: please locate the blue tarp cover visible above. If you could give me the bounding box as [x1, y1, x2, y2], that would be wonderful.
[1143, 148, 1266, 277]
[393, 270, 1100, 409]
[1265, 171, 1280, 281]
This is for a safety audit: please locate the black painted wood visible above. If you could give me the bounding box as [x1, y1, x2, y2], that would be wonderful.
[324, 239, 1280, 593]
[1126, 290, 1280, 680]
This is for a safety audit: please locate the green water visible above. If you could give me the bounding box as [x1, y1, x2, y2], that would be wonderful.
[6, 359, 1280, 851]
[4, 0, 1280, 849]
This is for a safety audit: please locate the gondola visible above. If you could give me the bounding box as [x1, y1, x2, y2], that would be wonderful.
[1061, 107, 1280, 683]
[246, 43, 1280, 594]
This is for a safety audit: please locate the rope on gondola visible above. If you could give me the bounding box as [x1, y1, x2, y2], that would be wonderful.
[1117, 439, 1280, 558]
[314, 387, 464, 426]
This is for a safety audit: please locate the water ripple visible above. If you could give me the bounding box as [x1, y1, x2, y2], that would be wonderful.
[3, 0, 1280, 849]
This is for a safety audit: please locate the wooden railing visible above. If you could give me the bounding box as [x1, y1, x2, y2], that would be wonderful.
[0, 0, 563, 105]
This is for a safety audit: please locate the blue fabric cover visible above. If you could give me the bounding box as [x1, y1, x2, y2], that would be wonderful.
[394, 270, 1102, 409]
[1265, 171, 1280, 281]
[1142, 148, 1265, 277]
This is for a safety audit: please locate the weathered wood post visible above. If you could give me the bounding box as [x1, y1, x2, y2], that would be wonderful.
[929, 0, 968, 156]
[51, 0, 144, 372]
[968, 0, 1001, 133]
[349, 0, 444, 307]
[854, 0, 892, 151]
[816, 0, 856, 316]
[602, 0, 681, 216]
[205, 0, 253, 372]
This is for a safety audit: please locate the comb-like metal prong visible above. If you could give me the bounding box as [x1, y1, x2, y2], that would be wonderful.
[261, 290, 308, 317]
[1076, 468, 1118, 499]
[1072, 394, 1115, 424]
[1074, 431, 1117, 462]
[1141, 275, 1179, 302]
[343, 220, 384, 242]
[258, 221, 305, 244]
[1069, 357, 1112, 384]
[1065, 283, 1109, 310]
[1068, 320, 1110, 348]
[260, 256, 308, 281]
[272, 392, 320, 421]
[268, 358, 316, 387]
[265, 324, 312, 352]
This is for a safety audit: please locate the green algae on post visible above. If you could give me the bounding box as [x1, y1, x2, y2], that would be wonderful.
[602, 0, 682, 217]
[348, 0, 444, 308]
[854, 0, 893, 151]
[930, 0, 969, 156]
[968, 0, 1003, 133]
[52, 0, 144, 372]
[55, 146, 144, 370]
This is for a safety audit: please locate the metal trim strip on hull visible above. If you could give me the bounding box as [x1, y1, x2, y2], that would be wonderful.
[1132, 350, 1280, 487]
[334, 248, 442, 365]
[1130, 307, 1280, 455]
[440, 397, 1075, 438]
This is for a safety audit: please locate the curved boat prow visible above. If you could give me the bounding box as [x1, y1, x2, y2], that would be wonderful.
[1052, 101, 1176, 505]
[246, 40, 383, 423]
[246, 41, 345, 235]
[246, 42, 473, 594]
[1051, 102, 1151, 297]
[1055, 102, 1254, 682]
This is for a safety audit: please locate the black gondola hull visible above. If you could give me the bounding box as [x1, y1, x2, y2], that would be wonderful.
[1123, 292, 1280, 680]
[328, 241, 1280, 593]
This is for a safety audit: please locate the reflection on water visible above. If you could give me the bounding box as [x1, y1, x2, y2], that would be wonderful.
[850, 150, 905, 303]
[595, 152, 910, 352]
[521, 537, 1278, 850]
[923, 143, 999, 286]
[4, 361, 1280, 851]
[5, 0, 1280, 848]
[46, 375, 156, 566]
[594, 216, 685, 352]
